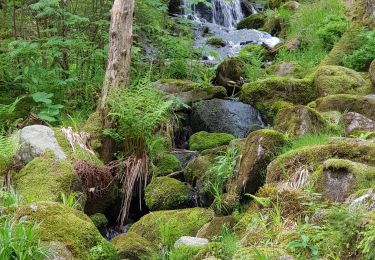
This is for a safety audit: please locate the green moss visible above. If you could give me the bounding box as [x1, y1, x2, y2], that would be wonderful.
[153, 153, 180, 176]
[184, 154, 216, 183]
[207, 37, 226, 47]
[111, 232, 157, 260]
[315, 94, 375, 121]
[281, 1, 300, 11]
[275, 105, 337, 136]
[189, 131, 235, 151]
[145, 177, 190, 211]
[237, 13, 266, 30]
[90, 213, 108, 230]
[240, 77, 315, 122]
[197, 216, 237, 239]
[14, 152, 78, 203]
[265, 62, 305, 78]
[314, 65, 370, 97]
[215, 57, 246, 89]
[350, 130, 375, 140]
[129, 207, 214, 245]
[82, 111, 104, 152]
[13, 202, 113, 260]
[267, 0, 288, 9]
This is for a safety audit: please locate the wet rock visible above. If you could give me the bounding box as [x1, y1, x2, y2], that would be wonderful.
[344, 112, 375, 134]
[174, 236, 209, 248]
[154, 79, 227, 106]
[370, 59, 375, 86]
[314, 65, 369, 97]
[275, 105, 334, 136]
[214, 57, 246, 93]
[191, 99, 264, 138]
[111, 232, 157, 260]
[18, 125, 66, 164]
[237, 130, 287, 195]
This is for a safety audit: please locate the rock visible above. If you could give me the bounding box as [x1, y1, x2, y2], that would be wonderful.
[189, 131, 235, 151]
[314, 94, 375, 121]
[267, 0, 288, 9]
[46, 241, 75, 260]
[18, 125, 66, 164]
[173, 149, 199, 169]
[197, 216, 237, 239]
[237, 130, 287, 195]
[237, 13, 266, 30]
[13, 202, 116, 260]
[145, 177, 192, 211]
[321, 111, 343, 126]
[174, 236, 209, 248]
[154, 79, 227, 106]
[191, 99, 264, 138]
[90, 213, 108, 235]
[275, 62, 299, 77]
[184, 154, 216, 184]
[129, 208, 214, 245]
[211, 192, 239, 216]
[319, 159, 375, 202]
[207, 37, 226, 47]
[275, 105, 334, 136]
[82, 111, 103, 152]
[153, 153, 181, 176]
[111, 232, 157, 260]
[343, 112, 375, 134]
[13, 152, 80, 203]
[346, 189, 375, 212]
[281, 1, 300, 11]
[240, 77, 315, 121]
[370, 60, 375, 86]
[314, 65, 369, 97]
[267, 139, 375, 190]
[214, 58, 246, 93]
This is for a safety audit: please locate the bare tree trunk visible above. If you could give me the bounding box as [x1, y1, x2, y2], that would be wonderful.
[99, 0, 135, 162]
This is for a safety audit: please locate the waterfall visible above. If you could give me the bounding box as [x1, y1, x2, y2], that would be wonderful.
[183, 0, 244, 28]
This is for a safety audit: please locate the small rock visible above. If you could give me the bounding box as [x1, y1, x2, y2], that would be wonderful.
[343, 112, 375, 134]
[174, 236, 209, 248]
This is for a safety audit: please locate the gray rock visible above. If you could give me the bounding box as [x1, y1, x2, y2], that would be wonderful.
[344, 112, 375, 134]
[191, 99, 264, 138]
[18, 125, 66, 164]
[174, 236, 209, 248]
[172, 149, 199, 169]
[346, 189, 375, 213]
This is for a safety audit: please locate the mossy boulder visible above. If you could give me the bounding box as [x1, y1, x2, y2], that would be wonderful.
[111, 232, 157, 260]
[275, 105, 335, 136]
[314, 94, 375, 121]
[318, 159, 375, 202]
[13, 202, 116, 259]
[184, 154, 216, 184]
[240, 77, 315, 121]
[267, 139, 375, 188]
[129, 208, 214, 245]
[153, 153, 180, 176]
[370, 59, 375, 86]
[314, 65, 369, 97]
[14, 152, 80, 203]
[189, 131, 235, 151]
[145, 177, 191, 211]
[214, 57, 246, 93]
[154, 79, 227, 105]
[281, 1, 300, 11]
[196, 216, 237, 239]
[266, 62, 304, 78]
[237, 13, 266, 30]
[207, 37, 226, 47]
[90, 213, 108, 233]
[237, 130, 287, 196]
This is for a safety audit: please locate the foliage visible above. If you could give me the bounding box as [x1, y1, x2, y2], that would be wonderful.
[31, 92, 63, 123]
[0, 97, 23, 131]
[0, 220, 46, 260]
[60, 192, 82, 210]
[286, 235, 319, 259]
[358, 219, 375, 260]
[0, 188, 20, 208]
[211, 225, 243, 259]
[88, 242, 118, 260]
[343, 29, 375, 71]
[0, 134, 18, 175]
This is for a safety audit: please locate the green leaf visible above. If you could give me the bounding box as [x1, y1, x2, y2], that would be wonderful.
[31, 92, 54, 104]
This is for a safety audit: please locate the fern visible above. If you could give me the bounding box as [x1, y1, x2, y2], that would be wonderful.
[0, 134, 18, 174]
[0, 97, 23, 131]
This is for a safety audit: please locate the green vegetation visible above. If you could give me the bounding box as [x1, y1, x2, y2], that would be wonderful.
[189, 131, 235, 151]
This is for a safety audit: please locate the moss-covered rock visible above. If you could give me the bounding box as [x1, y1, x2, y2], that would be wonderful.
[314, 94, 375, 121]
[184, 154, 216, 184]
[111, 232, 157, 260]
[240, 77, 315, 122]
[207, 37, 226, 47]
[211, 192, 239, 216]
[275, 105, 336, 136]
[214, 57, 246, 93]
[14, 152, 80, 203]
[82, 111, 104, 152]
[237, 130, 287, 196]
[154, 79, 227, 105]
[317, 159, 375, 202]
[266, 62, 304, 78]
[129, 208, 214, 245]
[13, 202, 116, 260]
[266, 139, 375, 187]
[196, 216, 237, 239]
[267, 0, 289, 9]
[153, 153, 180, 176]
[237, 13, 266, 30]
[145, 177, 191, 211]
[90, 213, 108, 230]
[314, 65, 369, 97]
[370, 59, 375, 86]
[281, 1, 300, 11]
[189, 131, 235, 151]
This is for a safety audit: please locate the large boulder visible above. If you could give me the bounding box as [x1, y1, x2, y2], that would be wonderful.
[13, 152, 80, 203]
[129, 208, 214, 245]
[237, 13, 266, 30]
[145, 177, 192, 211]
[191, 99, 264, 138]
[188, 131, 235, 151]
[240, 77, 315, 121]
[314, 65, 369, 97]
[313, 94, 375, 121]
[237, 130, 287, 195]
[214, 58, 246, 93]
[111, 232, 157, 260]
[343, 112, 375, 134]
[154, 79, 227, 106]
[275, 105, 334, 136]
[13, 202, 117, 260]
[17, 125, 66, 164]
[370, 59, 375, 86]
